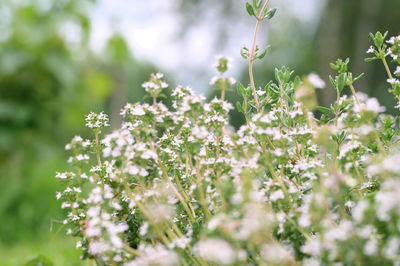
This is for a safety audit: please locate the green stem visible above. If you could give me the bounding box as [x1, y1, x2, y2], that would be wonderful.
[382, 56, 393, 80]
[349, 83, 360, 106]
[248, 0, 271, 111]
[95, 132, 104, 192]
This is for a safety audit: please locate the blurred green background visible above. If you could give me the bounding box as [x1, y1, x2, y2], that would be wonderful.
[0, 0, 399, 264]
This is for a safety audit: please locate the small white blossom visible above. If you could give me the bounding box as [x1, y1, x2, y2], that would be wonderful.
[308, 73, 326, 88]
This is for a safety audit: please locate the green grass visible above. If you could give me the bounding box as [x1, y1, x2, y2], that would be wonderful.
[0, 234, 90, 266]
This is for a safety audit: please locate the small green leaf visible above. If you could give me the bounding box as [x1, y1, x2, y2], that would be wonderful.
[270, 84, 279, 94]
[294, 76, 302, 89]
[256, 46, 269, 60]
[317, 106, 333, 114]
[264, 8, 277, 20]
[373, 31, 384, 48]
[329, 75, 336, 88]
[365, 57, 378, 62]
[369, 32, 375, 40]
[329, 63, 338, 70]
[249, 103, 257, 109]
[246, 3, 255, 16]
[337, 73, 347, 93]
[240, 46, 249, 59]
[236, 101, 243, 113]
[237, 82, 246, 97]
[353, 73, 364, 82]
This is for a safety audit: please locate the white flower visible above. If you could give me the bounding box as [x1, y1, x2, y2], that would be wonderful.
[308, 73, 326, 88]
[85, 112, 110, 129]
[256, 90, 266, 96]
[209, 76, 219, 85]
[366, 46, 375, 54]
[89, 240, 109, 255]
[270, 190, 285, 202]
[301, 239, 322, 256]
[227, 77, 236, 85]
[139, 222, 149, 236]
[141, 149, 158, 160]
[387, 78, 400, 86]
[394, 66, 400, 76]
[126, 244, 179, 266]
[261, 244, 293, 264]
[194, 238, 235, 265]
[383, 237, 400, 258]
[364, 238, 378, 256]
[353, 96, 385, 113]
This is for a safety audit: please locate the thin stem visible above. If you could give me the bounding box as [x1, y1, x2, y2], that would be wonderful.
[153, 95, 157, 106]
[95, 132, 104, 192]
[248, 0, 270, 111]
[220, 74, 226, 101]
[123, 244, 141, 256]
[95, 132, 102, 167]
[195, 158, 212, 220]
[148, 141, 196, 223]
[122, 180, 171, 246]
[284, 212, 312, 241]
[382, 56, 393, 80]
[349, 83, 360, 106]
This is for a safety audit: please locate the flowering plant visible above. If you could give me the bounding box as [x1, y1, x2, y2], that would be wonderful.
[57, 1, 400, 265]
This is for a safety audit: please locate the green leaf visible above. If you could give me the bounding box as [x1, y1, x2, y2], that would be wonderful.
[353, 73, 364, 82]
[246, 3, 255, 16]
[236, 101, 244, 113]
[237, 82, 246, 97]
[330, 63, 338, 70]
[264, 8, 277, 20]
[249, 103, 257, 109]
[256, 46, 269, 60]
[369, 32, 375, 40]
[317, 106, 333, 114]
[329, 75, 336, 88]
[337, 73, 347, 92]
[240, 46, 249, 59]
[252, 0, 262, 9]
[270, 83, 279, 94]
[294, 76, 301, 89]
[365, 57, 378, 62]
[373, 31, 384, 48]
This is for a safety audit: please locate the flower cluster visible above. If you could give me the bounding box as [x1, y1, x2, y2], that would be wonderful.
[85, 112, 110, 131]
[209, 55, 236, 101]
[141, 72, 168, 104]
[366, 32, 400, 108]
[57, 2, 400, 265]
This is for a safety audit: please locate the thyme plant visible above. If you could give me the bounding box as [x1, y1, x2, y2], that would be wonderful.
[57, 1, 400, 265]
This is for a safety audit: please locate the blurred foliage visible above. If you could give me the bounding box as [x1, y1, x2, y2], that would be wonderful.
[316, 0, 400, 110]
[0, 235, 89, 266]
[0, 0, 157, 258]
[175, 0, 400, 127]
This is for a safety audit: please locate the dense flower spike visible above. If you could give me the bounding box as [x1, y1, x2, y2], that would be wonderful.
[57, 2, 400, 264]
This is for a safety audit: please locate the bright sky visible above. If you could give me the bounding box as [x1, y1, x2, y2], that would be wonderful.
[90, 0, 326, 92]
